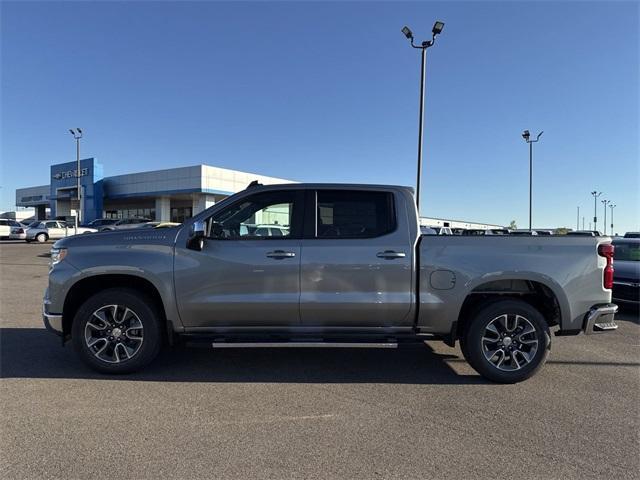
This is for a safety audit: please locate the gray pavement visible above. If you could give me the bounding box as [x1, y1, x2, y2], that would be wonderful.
[1, 241, 638, 479]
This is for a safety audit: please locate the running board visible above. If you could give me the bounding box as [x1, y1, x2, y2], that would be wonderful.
[210, 341, 398, 349]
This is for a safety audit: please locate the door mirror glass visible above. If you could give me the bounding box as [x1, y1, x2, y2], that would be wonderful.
[187, 220, 206, 251]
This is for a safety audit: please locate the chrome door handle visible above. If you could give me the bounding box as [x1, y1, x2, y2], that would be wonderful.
[376, 250, 406, 259]
[266, 250, 296, 259]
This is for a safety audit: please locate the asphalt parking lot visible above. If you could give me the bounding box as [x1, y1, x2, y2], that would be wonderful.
[0, 241, 638, 479]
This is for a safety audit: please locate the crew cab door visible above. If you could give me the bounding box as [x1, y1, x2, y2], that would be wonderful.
[174, 189, 304, 328]
[299, 189, 415, 327]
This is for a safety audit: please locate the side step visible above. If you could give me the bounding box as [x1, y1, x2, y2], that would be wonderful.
[210, 341, 398, 349]
[593, 322, 618, 332]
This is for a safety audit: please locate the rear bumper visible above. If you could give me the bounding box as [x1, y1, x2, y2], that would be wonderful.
[583, 303, 618, 335]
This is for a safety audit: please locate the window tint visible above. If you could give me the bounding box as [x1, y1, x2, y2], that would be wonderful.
[208, 191, 296, 239]
[45, 222, 58, 228]
[316, 190, 395, 238]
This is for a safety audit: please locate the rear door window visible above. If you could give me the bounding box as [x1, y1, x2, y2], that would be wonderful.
[315, 190, 395, 238]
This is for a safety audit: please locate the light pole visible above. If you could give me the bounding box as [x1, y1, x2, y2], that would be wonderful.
[401, 20, 445, 213]
[522, 130, 543, 231]
[576, 206, 580, 231]
[601, 199, 610, 235]
[591, 191, 602, 232]
[609, 204, 616, 236]
[69, 128, 83, 229]
[582, 216, 585, 230]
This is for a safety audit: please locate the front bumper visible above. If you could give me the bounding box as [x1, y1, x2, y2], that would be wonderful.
[43, 294, 63, 336]
[583, 303, 618, 335]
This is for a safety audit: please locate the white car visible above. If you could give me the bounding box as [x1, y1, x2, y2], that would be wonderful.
[25, 221, 97, 243]
[0, 219, 27, 240]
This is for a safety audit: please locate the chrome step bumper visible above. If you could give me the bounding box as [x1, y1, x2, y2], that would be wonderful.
[583, 303, 618, 335]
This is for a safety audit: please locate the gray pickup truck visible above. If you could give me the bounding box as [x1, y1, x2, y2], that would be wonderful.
[43, 183, 618, 382]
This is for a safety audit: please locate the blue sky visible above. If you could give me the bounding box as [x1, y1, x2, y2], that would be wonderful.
[2, 1, 638, 233]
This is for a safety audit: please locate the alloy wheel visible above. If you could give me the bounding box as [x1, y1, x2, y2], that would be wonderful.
[481, 314, 539, 371]
[84, 304, 144, 364]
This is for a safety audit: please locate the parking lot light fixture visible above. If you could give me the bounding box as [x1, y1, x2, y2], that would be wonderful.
[69, 128, 83, 230]
[401, 20, 445, 214]
[522, 130, 543, 231]
[601, 199, 610, 235]
[609, 204, 616, 235]
[591, 191, 602, 232]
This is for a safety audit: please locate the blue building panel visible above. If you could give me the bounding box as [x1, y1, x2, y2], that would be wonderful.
[49, 158, 103, 223]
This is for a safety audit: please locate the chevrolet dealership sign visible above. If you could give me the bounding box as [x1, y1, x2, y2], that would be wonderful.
[53, 168, 89, 180]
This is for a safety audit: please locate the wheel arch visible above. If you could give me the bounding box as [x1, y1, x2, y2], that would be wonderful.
[62, 274, 170, 342]
[455, 277, 567, 339]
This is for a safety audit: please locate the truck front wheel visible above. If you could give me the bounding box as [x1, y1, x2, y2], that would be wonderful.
[71, 288, 162, 374]
[461, 299, 551, 383]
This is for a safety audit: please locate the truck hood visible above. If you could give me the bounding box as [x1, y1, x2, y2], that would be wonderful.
[53, 226, 183, 249]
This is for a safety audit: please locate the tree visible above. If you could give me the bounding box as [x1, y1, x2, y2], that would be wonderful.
[555, 227, 570, 235]
[508, 220, 517, 230]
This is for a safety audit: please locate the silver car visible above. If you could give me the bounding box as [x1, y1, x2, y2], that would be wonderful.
[26, 221, 97, 243]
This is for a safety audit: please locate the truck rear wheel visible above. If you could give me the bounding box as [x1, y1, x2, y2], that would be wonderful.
[461, 299, 551, 383]
[71, 288, 162, 374]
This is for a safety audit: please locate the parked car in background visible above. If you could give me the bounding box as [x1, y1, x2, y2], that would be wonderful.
[0, 219, 27, 240]
[510, 230, 539, 236]
[0, 219, 13, 239]
[462, 229, 493, 236]
[420, 226, 438, 235]
[624, 232, 640, 238]
[84, 218, 119, 230]
[254, 224, 290, 237]
[535, 230, 554, 236]
[26, 221, 97, 243]
[138, 222, 181, 229]
[567, 230, 602, 237]
[99, 218, 152, 231]
[427, 226, 453, 235]
[490, 228, 511, 235]
[612, 238, 639, 308]
[452, 228, 466, 235]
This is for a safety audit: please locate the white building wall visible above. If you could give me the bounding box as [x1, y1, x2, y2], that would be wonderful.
[155, 197, 171, 222]
[192, 194, 216, 215]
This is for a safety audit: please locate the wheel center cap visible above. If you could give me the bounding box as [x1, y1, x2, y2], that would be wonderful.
[112, 327, 122, 338]
[503, 336, 513, 347]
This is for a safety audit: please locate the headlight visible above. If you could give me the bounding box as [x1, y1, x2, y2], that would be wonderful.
[50, 247, 68, 265]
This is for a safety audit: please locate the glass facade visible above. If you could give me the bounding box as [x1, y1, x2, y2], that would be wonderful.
[104, 208, 156, 220]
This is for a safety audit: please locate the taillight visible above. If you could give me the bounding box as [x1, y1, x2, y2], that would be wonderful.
[598, 243, 614, 289]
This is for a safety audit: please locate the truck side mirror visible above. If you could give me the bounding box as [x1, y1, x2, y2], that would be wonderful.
[187, 220, 206, 251]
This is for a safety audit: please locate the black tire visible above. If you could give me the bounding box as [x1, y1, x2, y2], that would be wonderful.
[72, 288, 162, 374]
[462, 299, 551, 383]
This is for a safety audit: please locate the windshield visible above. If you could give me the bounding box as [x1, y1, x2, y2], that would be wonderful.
[614, 242, 640, 261]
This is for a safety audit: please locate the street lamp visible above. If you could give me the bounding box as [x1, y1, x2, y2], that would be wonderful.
[591, 191, 602, 232]
[609, 203, 616, 236]
[69, 128, 83, 229]
[522, 130, 543, 231]
[601, 199, 610, 235]
[576, 206, 580, 231]
[401, 20, 445, 213]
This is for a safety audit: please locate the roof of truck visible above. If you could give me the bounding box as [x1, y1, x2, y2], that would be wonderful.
[245, 182, 415, 193]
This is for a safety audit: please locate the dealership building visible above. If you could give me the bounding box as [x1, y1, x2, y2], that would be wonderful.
[14, 158, 504, 229]
[15, 159, 293, 223]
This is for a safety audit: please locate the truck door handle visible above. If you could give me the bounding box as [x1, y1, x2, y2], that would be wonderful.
[266, 250, 296, 259]
[376, 250, 406, 259]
